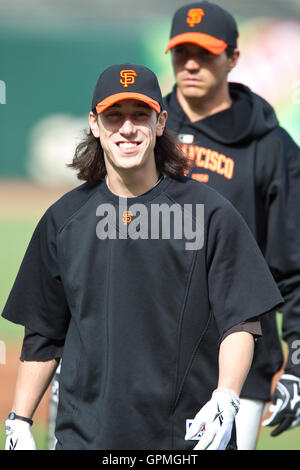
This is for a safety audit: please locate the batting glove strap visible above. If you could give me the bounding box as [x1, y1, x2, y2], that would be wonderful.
[262, 374, 300, 436]
[185, 388, 240, 450]
[5, 419, 37, 450]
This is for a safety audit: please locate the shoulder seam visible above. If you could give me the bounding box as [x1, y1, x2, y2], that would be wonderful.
[53, 187, 100, 235]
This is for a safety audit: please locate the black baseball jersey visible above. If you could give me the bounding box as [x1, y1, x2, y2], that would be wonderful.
[164, 83, 300, 394]
[2, 176, 283, 449]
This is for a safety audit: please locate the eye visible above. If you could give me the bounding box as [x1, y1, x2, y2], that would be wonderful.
[173, 46, 187, 55]
[103, 111, 122, 121]
[198, 49, 214, 59]
[106, 111, 121, 117]
[132, 109, 151, 121]
[135, 111, 148, 117]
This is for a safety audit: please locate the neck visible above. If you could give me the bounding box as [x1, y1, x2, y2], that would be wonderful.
[176, 82, 232, 122]
[105, 161, 160, 198]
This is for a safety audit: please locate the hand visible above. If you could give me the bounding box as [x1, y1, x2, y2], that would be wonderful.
[185, 387, 240, 450]
[262, 374, 300, 436]
[5, 419, 37, 450]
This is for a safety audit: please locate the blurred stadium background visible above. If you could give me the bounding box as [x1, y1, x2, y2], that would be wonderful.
[0, 0, 300, 450]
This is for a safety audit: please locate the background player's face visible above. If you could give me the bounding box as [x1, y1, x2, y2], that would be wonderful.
[91, 99, 166, 173]
[171, 43, 237, 101]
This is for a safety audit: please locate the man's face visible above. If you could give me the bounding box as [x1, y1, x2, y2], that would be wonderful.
[171, 43, 237, 100]
[90, 99, 166, 172]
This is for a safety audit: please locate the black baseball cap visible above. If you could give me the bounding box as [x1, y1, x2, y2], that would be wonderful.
[166, 2, 238, 55]
[92, 63, 163, 114]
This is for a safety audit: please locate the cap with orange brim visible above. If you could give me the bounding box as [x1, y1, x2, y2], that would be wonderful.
[165, 32, 228, 55]
[96, 92, 161, 114]
[92, 64, 163, 114]
[166, 2, 238, 55]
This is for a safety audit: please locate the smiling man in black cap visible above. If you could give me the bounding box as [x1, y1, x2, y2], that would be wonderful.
[163, 1, 300, 449]
[3, 63, 283, 450]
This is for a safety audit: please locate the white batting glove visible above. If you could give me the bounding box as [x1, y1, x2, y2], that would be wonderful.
[262, 374, 300, 436]
[5, 419, 37, 450]
[185, 388, 240, 450]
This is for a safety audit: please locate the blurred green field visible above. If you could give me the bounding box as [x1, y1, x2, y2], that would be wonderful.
[256, 426, 300, 450]
[1, 216, 300, 450]
[0, 218, 39, 340]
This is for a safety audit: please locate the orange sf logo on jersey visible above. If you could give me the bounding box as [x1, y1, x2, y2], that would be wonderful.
[122, 211, 133, 224]
[120, 70, 137, 88]
[186, 8, 205, 27]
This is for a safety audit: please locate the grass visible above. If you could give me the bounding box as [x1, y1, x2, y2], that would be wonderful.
[256, 426, 300, 450]
[0, 218, 38, 341]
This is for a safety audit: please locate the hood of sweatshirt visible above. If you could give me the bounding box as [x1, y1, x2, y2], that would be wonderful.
[163, 82, 279, 145]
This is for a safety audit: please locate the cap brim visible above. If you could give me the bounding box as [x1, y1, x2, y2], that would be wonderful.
[165, 32, 227, 55]
[96, 92, 161, 114]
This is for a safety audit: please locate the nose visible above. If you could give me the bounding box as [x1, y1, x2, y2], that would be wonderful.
[119, 116, 136, 136]
[184, 56, 201, 72]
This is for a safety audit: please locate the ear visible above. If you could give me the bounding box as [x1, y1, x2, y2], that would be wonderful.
[89, 112, 100, 138]
[156, 110, 168, 137]
[227, 48, 240, 73]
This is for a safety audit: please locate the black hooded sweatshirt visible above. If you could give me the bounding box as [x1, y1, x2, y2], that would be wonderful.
[164, 82, 300, 400]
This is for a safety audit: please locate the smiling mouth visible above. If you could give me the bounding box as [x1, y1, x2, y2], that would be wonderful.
[116, 141, 141, 151]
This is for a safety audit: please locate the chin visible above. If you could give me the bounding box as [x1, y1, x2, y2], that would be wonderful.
[115, 157, 144, 170]
[183, 87, 207, 99]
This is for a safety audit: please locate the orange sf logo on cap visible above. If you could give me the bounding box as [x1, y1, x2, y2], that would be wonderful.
[186, 8, 205, 27]
[120, 70, 137, 88]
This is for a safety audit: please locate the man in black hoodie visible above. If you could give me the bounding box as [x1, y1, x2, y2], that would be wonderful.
[163, 1, 300, 449]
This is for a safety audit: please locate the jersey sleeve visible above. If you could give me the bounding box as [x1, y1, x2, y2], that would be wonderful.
[221, 318, 262, 342]
[1, 207, 71, 340]
[206, 200, 284, 339]
[20, 327, 65, 361]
